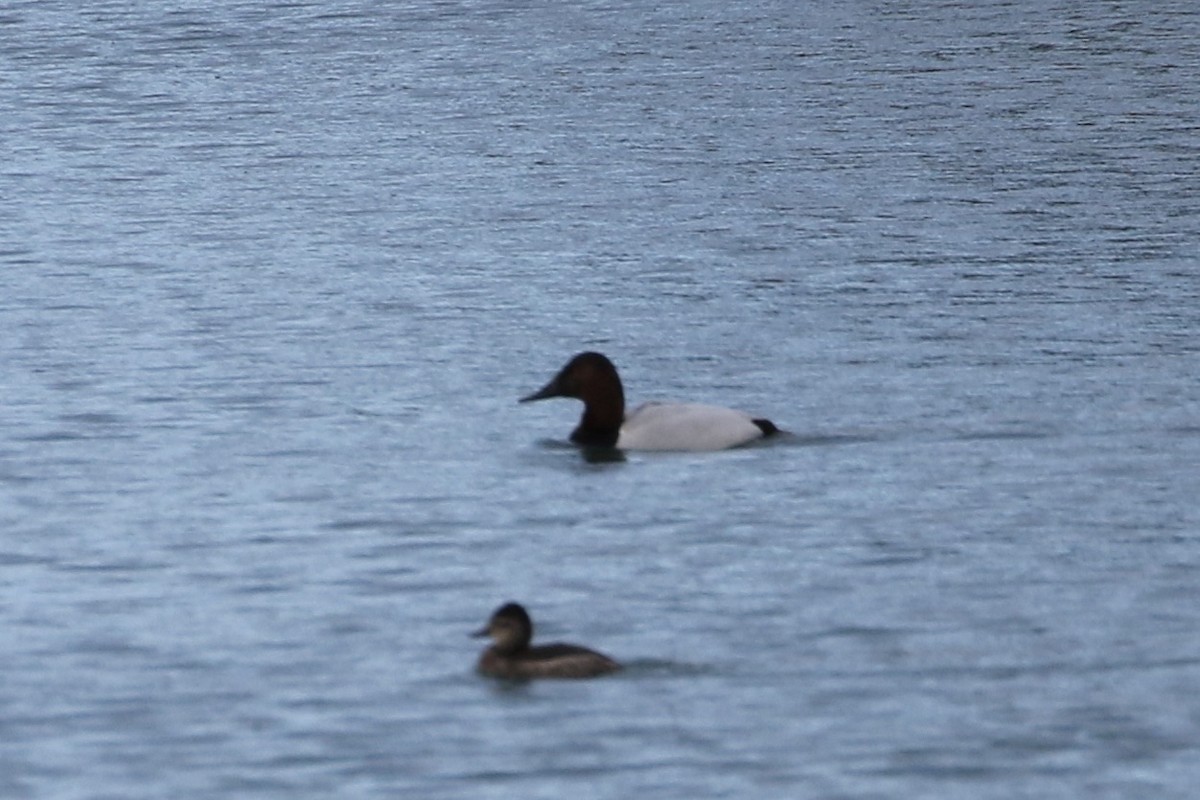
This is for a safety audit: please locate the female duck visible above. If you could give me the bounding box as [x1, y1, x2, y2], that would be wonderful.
[520, 351, 778, 451]
[473, 602, 621, 680]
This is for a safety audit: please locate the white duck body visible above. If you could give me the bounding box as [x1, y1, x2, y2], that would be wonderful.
[617, 401, 768, 451]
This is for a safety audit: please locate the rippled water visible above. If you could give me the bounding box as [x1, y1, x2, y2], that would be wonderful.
[3, 1, 1199, 797]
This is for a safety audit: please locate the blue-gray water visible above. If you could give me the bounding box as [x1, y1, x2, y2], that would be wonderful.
[3, 1, 1199, 797]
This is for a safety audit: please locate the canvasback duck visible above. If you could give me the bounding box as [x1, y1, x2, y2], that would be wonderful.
[473, 602, 621, 680]
[520, 351, 778, 451]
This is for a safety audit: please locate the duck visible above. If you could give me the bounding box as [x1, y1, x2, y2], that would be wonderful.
[520, 351, 778, 451]
[473, 602, 621, 680]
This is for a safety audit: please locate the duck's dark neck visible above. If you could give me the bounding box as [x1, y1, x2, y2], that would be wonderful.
[571, 383, 624, 448]
[490, 643, 523, 659]
[491, 635, 530, 657]
[570, 419, 619, 448]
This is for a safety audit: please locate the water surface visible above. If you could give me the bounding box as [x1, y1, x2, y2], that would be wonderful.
[2, 1, 1199, 798]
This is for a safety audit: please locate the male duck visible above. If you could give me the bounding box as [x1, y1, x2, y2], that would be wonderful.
[473, 602, 621, 680]
[520, 351, 778, 451]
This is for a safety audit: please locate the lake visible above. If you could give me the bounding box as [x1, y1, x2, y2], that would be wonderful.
[2, 1, 1199, 797]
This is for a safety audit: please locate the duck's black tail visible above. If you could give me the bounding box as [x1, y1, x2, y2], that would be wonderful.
[752, 418, 779, 437]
